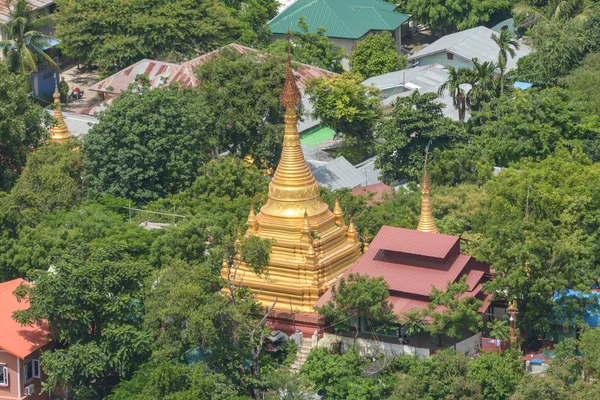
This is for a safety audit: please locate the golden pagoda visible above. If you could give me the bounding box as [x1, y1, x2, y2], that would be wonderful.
[222, 59, 362, 314]
[416, 167, 439, 233]
[49, 84, 71, 143]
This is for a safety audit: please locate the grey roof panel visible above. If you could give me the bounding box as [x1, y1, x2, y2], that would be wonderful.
[313, 156, 367, 190]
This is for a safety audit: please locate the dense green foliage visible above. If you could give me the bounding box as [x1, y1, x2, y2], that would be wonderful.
[403, 0, 513, 35]
[55, 0, 277, 73]
[376, 90, 467, 183]
[349, 31, 407, 79]
[83, 81, 212, 204]
[0, 64, 52, 191]
[267, 17, 344, 73]
[306, 72, 382, 163]
[195, 48, 287, 168]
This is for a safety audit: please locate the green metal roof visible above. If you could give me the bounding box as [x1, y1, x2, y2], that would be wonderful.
[269, 0, 411, 40]
[300, 125, 336, 146]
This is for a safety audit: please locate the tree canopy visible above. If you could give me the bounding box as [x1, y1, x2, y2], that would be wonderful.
[349, 31, 407, 79]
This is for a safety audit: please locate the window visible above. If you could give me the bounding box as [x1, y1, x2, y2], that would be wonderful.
[447, 52, 454, 60]
[25, 360, 40, 382]
[0, 366, 8, 387]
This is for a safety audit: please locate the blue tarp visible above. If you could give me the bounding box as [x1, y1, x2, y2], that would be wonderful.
[514, 81, 534, 90]
[552, 290, 600, 328]
[40, 38, 60, 51]
[530, 358, 545, 364]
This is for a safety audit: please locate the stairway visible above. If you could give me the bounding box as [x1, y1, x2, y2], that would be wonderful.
[290, 338, 313, 373]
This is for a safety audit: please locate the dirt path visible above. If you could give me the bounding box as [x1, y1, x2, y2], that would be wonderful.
[60, 64, 101, 113]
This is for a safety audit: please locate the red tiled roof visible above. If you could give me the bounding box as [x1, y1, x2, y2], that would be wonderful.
[351, 182, 393, 204]
[0, 279, 49, 359]
[0, 0, 53, 24]
[314, 226, 491, 316]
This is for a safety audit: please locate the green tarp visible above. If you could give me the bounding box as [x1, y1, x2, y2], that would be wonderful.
[300, 126, 336, 147]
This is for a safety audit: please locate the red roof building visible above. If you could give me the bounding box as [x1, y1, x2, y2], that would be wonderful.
[315, 226, 492, 316]
[82, 44, 336, 115]
[0, 279, 50, 400]
[351, 182, 393, 205]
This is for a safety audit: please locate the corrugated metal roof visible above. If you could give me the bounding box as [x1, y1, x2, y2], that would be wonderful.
[0, 0, 53, 24]
[354, 156, 381, 185]
[269, 0, 410, 39]
[351, 182, 392, 203]
[0, 279, 49, 359]
[314, 226, 491, 314]
[85, 43, 335, 116]
[313, 156, 367, 189]
[408, 26, 531, 71]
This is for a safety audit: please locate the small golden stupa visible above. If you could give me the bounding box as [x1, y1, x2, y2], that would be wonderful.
[49, 82, 71, 143]
[416, 166, 439, 234]
[222, 58, 362, 313]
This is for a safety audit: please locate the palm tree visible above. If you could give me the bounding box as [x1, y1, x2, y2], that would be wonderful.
[491, 30, 519, 95]
[0, 0, 59, 75]
[465, 58, 497, 111]
[438, 65, 470, 121]
[514, 0, 600, 28]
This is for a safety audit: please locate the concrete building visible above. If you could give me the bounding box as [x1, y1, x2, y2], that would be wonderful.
[0, 279, 51, 400]
[269, 0, 411, 55]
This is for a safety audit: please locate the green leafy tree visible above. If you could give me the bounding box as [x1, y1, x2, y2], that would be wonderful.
[467, 348, 524, 400]
[13, 241, 154, 398]
[349, 31, 407, 79]
[55, 0, 240, 72]
[195, 48, 287, 168]
[404, 0, 513, 35]
[315, 273, 397, 338]
[0, 0, 59, 74]
[468, 88, 600, 167]
[306, 72, 382, 163]
[512, 375, 569, 400]
[9, 141, 82, 217]
[476, 150, 600, 334]
[578, 328, 600, 380]
[562, 52, 600, 117]
[401, 308, 426, 347]
[267, 17, 344, 73]
[0, 64, 52, 191]
[376, 90, 468, 183]
[424, 275, 484, 348]
[83, 80, 212, 204]
[491, 29, 519, 95]
[389, 350, 479, 399]
[465, 57, 498, 110]
[487, 318, 511, 341]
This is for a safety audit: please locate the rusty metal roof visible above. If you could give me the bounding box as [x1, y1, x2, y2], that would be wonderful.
[0, 0, 53, 24]
[88, 43, 335, 95]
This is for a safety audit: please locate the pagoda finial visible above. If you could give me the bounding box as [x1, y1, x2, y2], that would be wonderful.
[49, 74, 71, 143]
[280, 30, 301, 110]
[417, 142, 439, 233]
[347, 218, 358, 243]
[246, 204, 258, 236]
[333, 196, 344, 226]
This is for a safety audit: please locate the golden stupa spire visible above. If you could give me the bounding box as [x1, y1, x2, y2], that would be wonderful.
[416, 144, 439, 233]
[49, 76, 71, 143]
[333, 196, 345, 226]
[347, 218, 358, 243]
[259, 37, 324, 219]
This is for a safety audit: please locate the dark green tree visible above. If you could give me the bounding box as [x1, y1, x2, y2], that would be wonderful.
[491, 29, 519, 95]
[55, 0, 240, 72]
[315, 273, 397, 338]
[195, 48, 287, 168]
[306, 72, 382, 163]
[349, 31, 407, 79]
[376, 90, 468, 183]
[83, 80, 212, 204]
[404, 0, 513, 35]
[438, 65, 470, 121]
[267, 17, 344, 73]
[467, 348, 524, 400]
[0, 64, 52, 191]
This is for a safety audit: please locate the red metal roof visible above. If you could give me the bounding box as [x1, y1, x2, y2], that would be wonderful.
[0, 0, 53, 24]
[351, 182, 393, 204]
[314, 226, 491, 316]
[0, 279, 49, 359]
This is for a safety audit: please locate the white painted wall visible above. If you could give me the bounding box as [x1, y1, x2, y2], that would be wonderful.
[319, 333, 431, 358]
[455, 332, 482, 356]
